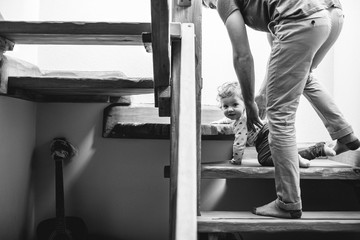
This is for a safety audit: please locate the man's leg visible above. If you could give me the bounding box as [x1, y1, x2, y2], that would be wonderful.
[253, 10, 333, 218]
[302, 8, 359, 153]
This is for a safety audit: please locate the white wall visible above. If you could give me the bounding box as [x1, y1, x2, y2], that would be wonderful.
[334, 0, 360, 139]
[33, 103, 170, 240]
[0, 97, 36, 239]
[0, 1, 38, 239]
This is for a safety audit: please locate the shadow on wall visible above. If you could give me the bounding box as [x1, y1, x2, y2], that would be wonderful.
[29, 103, 170, 240]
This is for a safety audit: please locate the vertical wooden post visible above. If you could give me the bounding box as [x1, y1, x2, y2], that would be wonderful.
[171, 0, 202, 217]
[170, 23, 197, 240]
[150, 0, 171, 116]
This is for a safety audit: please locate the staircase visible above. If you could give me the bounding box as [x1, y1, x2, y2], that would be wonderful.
[198, 147, 360, 239]
[1, 1, 360, 240]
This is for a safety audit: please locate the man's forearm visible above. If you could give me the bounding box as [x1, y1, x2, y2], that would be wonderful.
[233, 54, 255, 107]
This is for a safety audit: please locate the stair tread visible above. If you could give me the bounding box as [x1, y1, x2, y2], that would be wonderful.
[7, 74, 153, 102]
[202, 158, 360, 180]
[0, 20, 180, 45]
[198, 211, 360, 232]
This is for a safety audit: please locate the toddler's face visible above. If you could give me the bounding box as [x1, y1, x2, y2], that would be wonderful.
[220, 95, 245, 120]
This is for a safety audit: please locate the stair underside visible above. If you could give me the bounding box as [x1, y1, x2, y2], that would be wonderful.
[198, 211, 360, 233]
[6, 75, 153, 102]
[0, 21, 180, 45]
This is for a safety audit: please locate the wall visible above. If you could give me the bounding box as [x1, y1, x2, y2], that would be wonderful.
[0, 0, 38, 239]
[0, 96, 36, 239]
[33, 103, 171, 240]
[334, 0, 360, 139]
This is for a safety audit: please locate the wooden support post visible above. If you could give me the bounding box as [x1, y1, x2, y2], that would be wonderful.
[170, 23, 197, 240]
[150, 0, 171, 116]
[172, 0, 202, 216]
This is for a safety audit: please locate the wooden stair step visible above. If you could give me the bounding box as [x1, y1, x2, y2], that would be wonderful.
[201, 158, 360, 180]
[163, 158, 360, 180]
[7, 73, 153, 102]
[103, 104, 230, 138]
[164, 146, 360, 180]
[103, 122, 234, 139]
[0, 21, 180, 45]
[198, 211, 360, 233]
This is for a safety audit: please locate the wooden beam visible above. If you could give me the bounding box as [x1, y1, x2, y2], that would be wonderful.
[0, 21, 181, 45]
[7, 76, 153, 99]
[103, 122, 234, 139]
[151, 0, 171, 111]
[198, 211, 360, 233]
[172, 0, 202, 217]
[170, 23, 197, 240]
[201, 159, 360, 180]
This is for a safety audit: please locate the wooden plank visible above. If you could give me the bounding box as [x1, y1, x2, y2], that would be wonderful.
[158, 86, 172, 117]
[105, 123, 171, 139]
[101, 104, 224, 125]
[198, 211, 360, 233]
[150, 0, 171, 109]
[103, 122, 234, 139]
[171, 0, 202, 217]
[7, 75, 153, 101]
[102, 104, 230, 139]
[201, 158, 360, 180]
[0, 21, 150, 45]
[170, 23, 197, 240]
[169, 41, 181, 240]
[164, 159, 360, 179]
[0, 21, 181, 45]
[1, 56, 153, 102]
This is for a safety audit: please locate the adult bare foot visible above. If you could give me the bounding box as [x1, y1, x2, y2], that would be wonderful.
[252, 200, 302, 219]
[334, 133, 360, 155]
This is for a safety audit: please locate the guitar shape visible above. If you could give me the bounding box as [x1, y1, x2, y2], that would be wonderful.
[37, 138, 88, 240]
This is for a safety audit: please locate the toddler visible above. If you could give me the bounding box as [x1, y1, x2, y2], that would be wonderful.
[212, 81, 336, 167]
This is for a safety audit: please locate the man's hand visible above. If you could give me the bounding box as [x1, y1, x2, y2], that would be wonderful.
[255, 94, 266, 120]
[246, 101, 263, 132]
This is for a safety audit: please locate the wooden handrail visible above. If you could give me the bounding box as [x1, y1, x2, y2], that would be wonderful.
[170, 23, 197, 240]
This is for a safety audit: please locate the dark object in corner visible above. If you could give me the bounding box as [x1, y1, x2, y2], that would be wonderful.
[37, 138, 88, 240]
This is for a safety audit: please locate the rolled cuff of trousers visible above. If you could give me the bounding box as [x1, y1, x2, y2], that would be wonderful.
[329, 125, 354, 140]
[276, 197, 302, 211]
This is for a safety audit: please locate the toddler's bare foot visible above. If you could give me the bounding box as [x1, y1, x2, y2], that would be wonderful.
[252, 200, 302, 219]
[334, 133, 360, 155]
[299, 156, 310, 168]
[324, 144, 336, 156]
